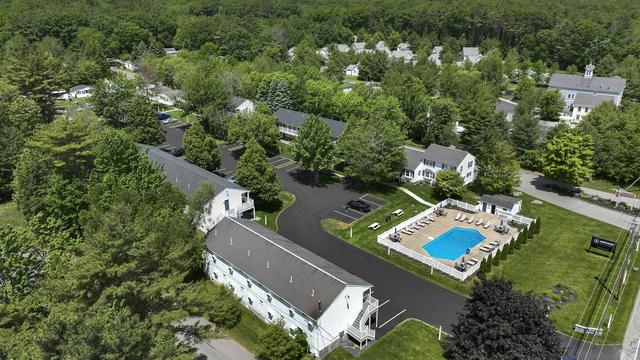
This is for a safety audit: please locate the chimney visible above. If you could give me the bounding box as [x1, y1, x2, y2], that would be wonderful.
[584, 63, 595, 79]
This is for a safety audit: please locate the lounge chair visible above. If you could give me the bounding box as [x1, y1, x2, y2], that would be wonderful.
[418, 220, 428, 226]
[489, 241, 499, 247]
[475, 219, 483, 226]
[459, 215, 467, 222]
[427, 215, 435, 222]
[401, 229, 413, 235]
[454, 213, 461, 221]
[479, 246, 493, 253]
[483, 222, 491, 229]
[467, 216, 475, 224]
[467, 258, 479, 266]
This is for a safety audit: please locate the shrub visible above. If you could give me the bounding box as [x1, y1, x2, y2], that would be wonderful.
[207, 285, 241, 329]
[535, 216, 541, 234]
[485, 254, 493, 272]
[522, 227, 529, 243]
[515, 233, 523, 249]
[493, 250, 501, 266]
[507, 240, 515, 255]
[501, 246, 509, 260]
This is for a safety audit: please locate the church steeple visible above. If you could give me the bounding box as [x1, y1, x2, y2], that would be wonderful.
[584, 63, 595, 79]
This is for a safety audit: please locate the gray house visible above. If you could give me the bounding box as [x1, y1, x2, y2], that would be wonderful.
[274, 108, 346, 140]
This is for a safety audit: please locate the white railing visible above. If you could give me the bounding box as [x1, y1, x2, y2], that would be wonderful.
[495, 209, 534, 225]
[279, 127, 298, 136]
[376, 198, 529, 281]
[237, 199, 255, 213]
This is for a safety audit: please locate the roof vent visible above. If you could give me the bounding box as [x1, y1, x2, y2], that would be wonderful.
[311, 289, 315, 297]
[247, 249, 251, 256]
[266, 261, 270, 269]
[230, 237, 233, 245]
[289, 275, 293, 283]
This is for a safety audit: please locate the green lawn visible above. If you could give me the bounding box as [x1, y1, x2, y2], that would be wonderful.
[584, 178, 640, 196]
[491, 194, 638, 344]
[254, 191, 296, 232]
[402, 182, 480, 205]
[0, 202, 26, 228]
[221, 306, 268, 353]
[322, 183, 638, 344]
[325, 319, 445, 360]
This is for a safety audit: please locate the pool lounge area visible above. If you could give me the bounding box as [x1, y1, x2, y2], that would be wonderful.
[377, 198, 533, 281]
[423, 227, 486, 261]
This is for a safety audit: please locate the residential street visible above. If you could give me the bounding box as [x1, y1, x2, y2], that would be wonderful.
[518, 170, 634, 229]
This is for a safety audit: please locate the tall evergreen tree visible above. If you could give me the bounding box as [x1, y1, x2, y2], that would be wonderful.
[291, 115, 335, 183]
[236, 139, 281, 203]
[510, 110, 540, 153]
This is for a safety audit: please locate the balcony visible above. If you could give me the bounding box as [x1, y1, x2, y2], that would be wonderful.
[237, 198, 254, 213]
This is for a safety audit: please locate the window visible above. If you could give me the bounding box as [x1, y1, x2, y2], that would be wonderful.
[228, 267, 233, 275]
[248, 297, 253, 305]
[267, 294, 272, 302]
[466, 172, 472, 178]
[289, 309, 294, 318]
[213, 272, 218, 279]
[441, 163, 446, 169]
[578, 106, 582, 112]
[247, 280, 252, 288]
[268, 312, 273, 320]
[468, 161, 473, 168]
[404, 169, 413, 177]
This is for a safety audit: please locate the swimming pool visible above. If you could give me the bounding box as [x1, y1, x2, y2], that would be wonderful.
[423, 227, 486, 261]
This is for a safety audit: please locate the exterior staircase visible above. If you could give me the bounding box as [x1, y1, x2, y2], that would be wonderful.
[347, 295, 378, 343]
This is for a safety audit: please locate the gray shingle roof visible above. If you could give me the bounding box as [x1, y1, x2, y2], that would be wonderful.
[139, 144, 246, 197]
[206, 217, 371, 320]
[424, 143, 470, 167]
[352, 42, 366, 50]
[229, 96, 248, 110]
[70, 84, 92, 92]
[403, 146, 425, 170]
[548, 73, 626, 94]
[462, 47, 480, 57]
[336, 44, 350, 53]
[495, 98, 517, 115]
[480, 194, 521, 209]
[274, 108, 346, 138]
[572, 93, 616, 107]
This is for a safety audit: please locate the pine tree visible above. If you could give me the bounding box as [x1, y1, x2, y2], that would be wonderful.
[277, 80, 293, 110]
[507, 240, 515, 255]
[266, 80, 278, 111]
[515, 232, 523, 250]
[485, 254, 493, 272]
[501, 246, 508, 260]
[236, 139, 281, 203]
[535, 216, 541, 234]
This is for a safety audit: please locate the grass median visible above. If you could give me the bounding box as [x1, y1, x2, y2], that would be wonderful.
[254, 191, 296, 232]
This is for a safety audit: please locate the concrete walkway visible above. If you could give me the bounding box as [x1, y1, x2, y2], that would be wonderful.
[177, 317, 255, 360]
[517, 171, 634, 229]
[397, 187, 435, 206]
[621, 288, 640, 360]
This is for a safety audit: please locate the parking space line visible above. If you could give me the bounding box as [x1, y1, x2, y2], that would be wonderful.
[360, 194, 386, 206]
[270, 159, 289, 165]
[333, 210, 358, 220]
[346, 207, 367, 216]
[376, 299, 390, 310]
[285, 165, 299, 172]
[223, 170, 235, 175]
[276, 161, 295, 169]
[216, 168, 226, 172]
[227, 145, 244, 151]
[378, 309, 406, 329]
[358, 198, 381, 208]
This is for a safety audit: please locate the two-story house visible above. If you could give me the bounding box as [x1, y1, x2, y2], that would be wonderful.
[274, 108, 346, 140]
[205, 217, 377, 357]
[548, 64, 626, 123]
[140, 145, 255, 232]
[460, 47, 483, 64]
[402, 144, 476, 185]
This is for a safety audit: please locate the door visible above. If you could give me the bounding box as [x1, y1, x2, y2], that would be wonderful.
[491, 204, 496, 214]
[224, 199, 230, 211]
[482, 203, 487, 212]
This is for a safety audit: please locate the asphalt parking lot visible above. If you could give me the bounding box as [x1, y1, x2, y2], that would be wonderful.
[330, 194, 387, 224]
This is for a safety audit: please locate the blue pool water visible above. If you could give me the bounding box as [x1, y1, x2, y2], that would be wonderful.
[423, 227, 486, 261]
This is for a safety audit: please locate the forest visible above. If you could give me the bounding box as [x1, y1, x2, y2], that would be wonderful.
[1, 0, 640, 358]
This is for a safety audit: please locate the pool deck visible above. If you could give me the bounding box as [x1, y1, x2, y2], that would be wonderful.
[393, 209, 515, 267]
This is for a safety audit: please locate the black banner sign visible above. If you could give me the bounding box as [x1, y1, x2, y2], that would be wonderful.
[590, 236, 616, 254]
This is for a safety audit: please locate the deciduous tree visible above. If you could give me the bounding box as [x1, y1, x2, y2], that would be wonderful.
[434, 169, 465, 199]
[291, 115, 335, 182]
[444, 279, 561, 360]
[542, 128, 594, 185]
[183, 122, 221, 171]
[236, 139, 281, 203]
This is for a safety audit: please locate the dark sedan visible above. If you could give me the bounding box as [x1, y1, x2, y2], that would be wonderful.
[347, 199, 371, 212]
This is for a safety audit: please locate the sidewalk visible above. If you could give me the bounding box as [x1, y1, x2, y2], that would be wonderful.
[621, 284, 640, 360]
[397, 187, 435, 207]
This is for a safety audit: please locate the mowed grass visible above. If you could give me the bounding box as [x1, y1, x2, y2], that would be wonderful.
[584, 178, 640, 196]
[325, 319, 445, 360]
[254, 191, 296, 232]
[0, 202, 26, 228]
[220, 306, 268, 353]
[491, 194, 638, 343]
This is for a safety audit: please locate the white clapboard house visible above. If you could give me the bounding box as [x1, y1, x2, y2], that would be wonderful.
[205, 217, 378, 357]
[402, 144, 476, 185]
[140, 145, 255, 232]
[478, 194, 522, 216]
[548, 64, 626, 123]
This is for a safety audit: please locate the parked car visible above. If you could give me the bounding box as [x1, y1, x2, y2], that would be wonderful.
[159, 146, 183, 157]
[156, 112, 170, 120]
[161, 117, 178, 125]
[347, 199, 371, 212]
[226, 176, 237, 183]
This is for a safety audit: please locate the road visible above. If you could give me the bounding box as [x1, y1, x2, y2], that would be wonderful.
[518, 170, 634, 229]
